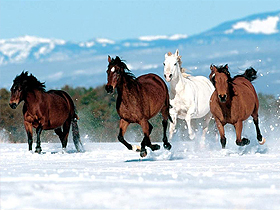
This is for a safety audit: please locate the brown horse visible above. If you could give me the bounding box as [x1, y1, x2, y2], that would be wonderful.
[209, 64, 265, 148]
[105, 56, 172, 157]
[9, 71, 83, 153]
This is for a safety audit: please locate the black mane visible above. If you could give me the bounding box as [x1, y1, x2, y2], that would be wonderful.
[13, 71, 46, 92]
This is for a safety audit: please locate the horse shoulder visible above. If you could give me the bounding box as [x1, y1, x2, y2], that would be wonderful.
[210, 92, 224, 120]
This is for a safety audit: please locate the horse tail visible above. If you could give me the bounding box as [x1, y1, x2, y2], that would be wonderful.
[71, 113, 84, 152]
[242, 67, 257, 82]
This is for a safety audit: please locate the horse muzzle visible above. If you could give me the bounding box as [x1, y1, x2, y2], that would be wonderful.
[9, 102, 18, 109]
[105, 85, 114, 94]
[218, 94, 227, 103]
[164, 74, 172, 82]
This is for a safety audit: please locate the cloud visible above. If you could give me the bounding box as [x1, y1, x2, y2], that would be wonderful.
[225, 16, 280, 35]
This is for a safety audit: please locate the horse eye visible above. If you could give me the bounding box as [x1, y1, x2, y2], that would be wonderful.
[174, 63, 177, 66]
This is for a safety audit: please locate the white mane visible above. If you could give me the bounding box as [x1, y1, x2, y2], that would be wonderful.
[166, 51, 190, 78]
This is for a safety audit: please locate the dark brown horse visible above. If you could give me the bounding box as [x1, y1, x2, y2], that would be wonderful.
[9, 71, 83, 153]
[209, 64, 265, 148]
[105, 56, 172, 157]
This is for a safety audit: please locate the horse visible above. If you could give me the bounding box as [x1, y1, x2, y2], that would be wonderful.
[9, 71, 84, 153]
[105, 56, 172, 157]
[209, 64, 266, 148]
[163, 49, 215, 144]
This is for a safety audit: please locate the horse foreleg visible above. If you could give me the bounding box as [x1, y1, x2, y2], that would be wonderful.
[24, 121, 33, 151]
[215, 118, 226, 148]
[118, 119, 136, 151]
[234, 121, 250, 146]
[35, 126, 43, 153]
[140, 120, 160, 157]
[185, 114, 195, 140]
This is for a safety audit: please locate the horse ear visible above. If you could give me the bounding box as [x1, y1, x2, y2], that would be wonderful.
[210, 64, 217, 73]
[165, 53, 169, 59]
[225, 64, 228, 69]
[108, 55, 111, 63]
[175, 49, 179, 56]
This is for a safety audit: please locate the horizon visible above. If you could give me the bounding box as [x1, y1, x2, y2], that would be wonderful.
[1, 0, 280, 42]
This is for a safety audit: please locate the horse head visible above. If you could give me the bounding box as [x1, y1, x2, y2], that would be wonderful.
[163, 49, 182, 82]
[209, 64, 232, 103]
[106, 55, 130, 94]
[9, 71, 45, 109]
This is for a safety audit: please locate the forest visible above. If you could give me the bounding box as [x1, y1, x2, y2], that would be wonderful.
[0, 85, 279, 144]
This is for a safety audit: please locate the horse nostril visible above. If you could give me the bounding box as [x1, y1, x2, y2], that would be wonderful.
[169, 74, 172, 78]
[9, 103, 17, 109]
[218, 94, 227, 102]
[164, 74, 166, 78]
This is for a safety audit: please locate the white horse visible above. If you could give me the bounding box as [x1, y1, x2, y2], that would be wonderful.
[163, 49, 215, 144]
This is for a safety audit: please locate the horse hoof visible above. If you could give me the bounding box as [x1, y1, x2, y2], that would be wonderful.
[140, 149, 147, 157]
[236, 138, 250, 146]
[150, 144, 160, 151]
[35, 147, 42, 154]
[259, 137, 266, 145]
[164, 142, 172, 150]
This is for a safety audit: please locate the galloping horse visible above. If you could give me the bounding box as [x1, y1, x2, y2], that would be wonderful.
[9, 71, 83, 153]
[105, 56, 172, 157]
[163, 49, 215, 144]
[209, 64, 266, 148]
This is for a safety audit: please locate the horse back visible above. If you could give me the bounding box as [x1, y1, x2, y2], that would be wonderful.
[136, 73, 169, 118]
[23, 90, 76, 130]
[233, 77, 259, 111]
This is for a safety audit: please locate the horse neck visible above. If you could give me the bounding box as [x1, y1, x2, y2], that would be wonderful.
[24, 89, 44, 108]
[170, 66, 186, 91]
[117, 74, 137, 101]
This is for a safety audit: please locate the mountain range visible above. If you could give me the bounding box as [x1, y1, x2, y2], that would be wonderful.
[0, 10, 279, 96]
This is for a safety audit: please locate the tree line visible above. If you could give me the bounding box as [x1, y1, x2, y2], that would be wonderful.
[0, 85, 279, 143]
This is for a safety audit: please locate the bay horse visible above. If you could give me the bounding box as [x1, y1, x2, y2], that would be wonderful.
[9, 71, 84, 153]
[209, 64, 266, 148]
[105, 56, 172, 157]
[163, 49, 215, 144]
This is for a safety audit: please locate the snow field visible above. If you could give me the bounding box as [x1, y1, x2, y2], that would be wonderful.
[1, 137, 280, 209]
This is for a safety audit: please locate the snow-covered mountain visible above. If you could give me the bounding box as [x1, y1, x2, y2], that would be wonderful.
[0, 11, 279, 96]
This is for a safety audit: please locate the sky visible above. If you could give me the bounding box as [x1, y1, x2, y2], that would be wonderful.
[1, 0, 280, 41]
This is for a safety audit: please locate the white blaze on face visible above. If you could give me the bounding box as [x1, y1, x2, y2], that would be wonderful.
[111, 67, 115, 72]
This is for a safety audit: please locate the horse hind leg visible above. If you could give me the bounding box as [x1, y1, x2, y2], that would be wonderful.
[252, 112, 266, 145]
[162, 119, 172, 150]
[160, 104, 172, 150]
[201, 111, 212, 146]
[35, 126, 43, 153]
[140, 120, 160, 157]
[56, 119, 71, 151]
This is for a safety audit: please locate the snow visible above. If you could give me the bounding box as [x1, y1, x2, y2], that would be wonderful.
[1, 135, 280, 209]
[139, 34, 187, 41]
[225, 15, 280, 35]
[0, 36, 66, 64]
